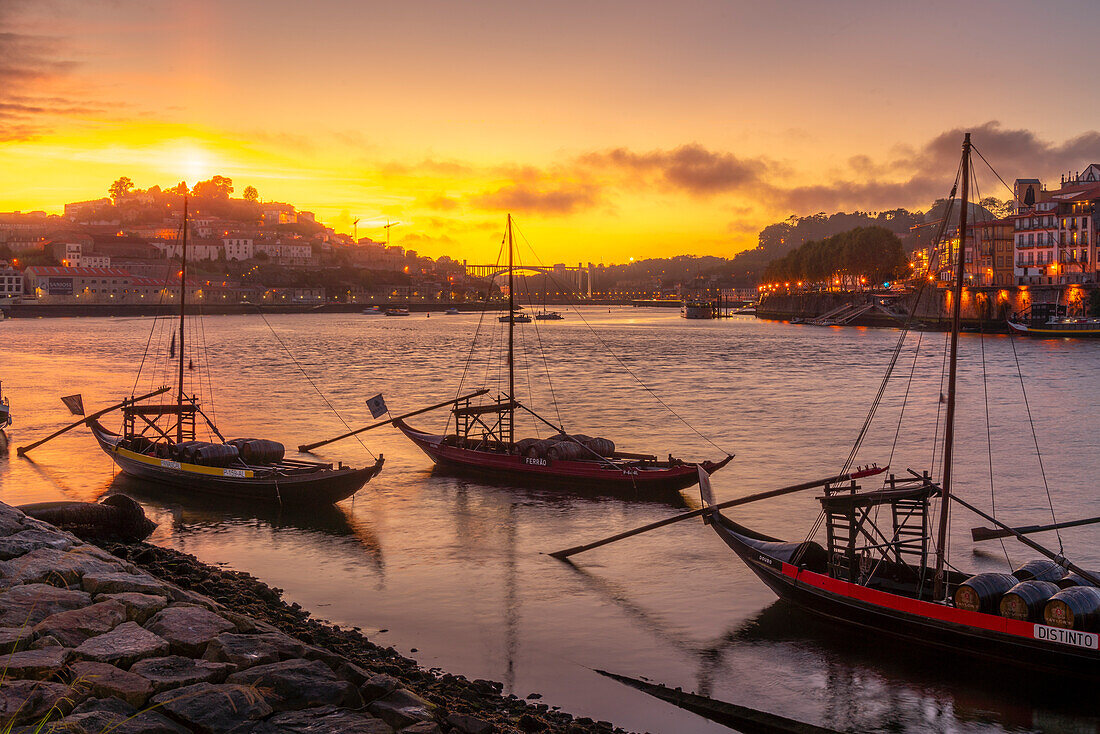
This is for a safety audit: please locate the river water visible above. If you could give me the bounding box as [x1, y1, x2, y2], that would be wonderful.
[2, 308, 1098, 733]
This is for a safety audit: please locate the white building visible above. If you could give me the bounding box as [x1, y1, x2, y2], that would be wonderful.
[0, 261, 23, 303]
[223, 236, 254, 260]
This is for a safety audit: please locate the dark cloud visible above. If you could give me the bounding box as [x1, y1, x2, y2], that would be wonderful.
[775, 122, 1100, 214]
[0, 28, 88, 140]
[469, 183, 599, 214]
[583, 143, 771, 196]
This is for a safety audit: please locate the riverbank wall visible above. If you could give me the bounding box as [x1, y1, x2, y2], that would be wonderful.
[757, 285, 1062, 330]
[3, 300, 636, 318]
[0, 498, 625, 733]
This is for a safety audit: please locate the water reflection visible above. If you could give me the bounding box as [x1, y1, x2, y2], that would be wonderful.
[106, 473, 386, 576]
[3, 310, 1099, 733]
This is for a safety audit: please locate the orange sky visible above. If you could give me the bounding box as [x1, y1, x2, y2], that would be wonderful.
[4, 0, 1100, 263]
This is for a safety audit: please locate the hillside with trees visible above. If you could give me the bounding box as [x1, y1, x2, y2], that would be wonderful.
[762, 226, 909, 288]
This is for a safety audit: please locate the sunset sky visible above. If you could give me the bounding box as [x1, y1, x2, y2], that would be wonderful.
[4, 0, 1100, 263]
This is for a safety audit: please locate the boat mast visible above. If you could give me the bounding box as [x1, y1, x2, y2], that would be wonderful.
[507, 213, 515, 447]
[934, 132, 970, 601]
[177, 197, 188, 443]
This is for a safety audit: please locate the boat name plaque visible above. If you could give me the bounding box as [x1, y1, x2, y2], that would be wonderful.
[223, 468, 248, 478]
[161, 460, 181, 470]
[524, 457, 549, 466]
[1033, 623, 1098, 650]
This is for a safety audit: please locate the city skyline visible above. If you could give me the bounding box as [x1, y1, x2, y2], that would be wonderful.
[4, 0, 1100, 262]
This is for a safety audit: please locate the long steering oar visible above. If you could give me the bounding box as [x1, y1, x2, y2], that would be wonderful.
[17, 386, 171, 456]
[971, 515, 1100, 542]
[548, 465, 887, 560]
[298, 388, 489, 453]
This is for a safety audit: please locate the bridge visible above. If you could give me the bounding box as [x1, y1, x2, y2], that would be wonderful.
[463, 262, 593, 298]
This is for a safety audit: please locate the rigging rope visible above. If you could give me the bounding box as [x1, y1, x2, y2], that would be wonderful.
[253, 308, 377, 460]
[1007, 328, 1063, 553]
[509, 218, 733, 457]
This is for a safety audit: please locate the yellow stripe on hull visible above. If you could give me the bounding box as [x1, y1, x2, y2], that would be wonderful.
[114, 445, 255, 478]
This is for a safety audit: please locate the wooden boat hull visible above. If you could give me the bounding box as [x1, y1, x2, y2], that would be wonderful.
[708, 510, 1100, 677]
[1008, 320, 1100, 338]
[90, 421, 383, 505]
[394, 418, 730, 494]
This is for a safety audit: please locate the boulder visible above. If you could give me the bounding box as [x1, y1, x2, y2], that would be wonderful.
[367, 688, 438, 730]
[202, 631, 306, 668]
[0, 583, 91, 626]
[0, 528, 74, 559]
[16, 495, 155, 542]
[0, 680, 78, 727]
[69, 661, 154, 708]
[447, 713, 495, 734]
[33, 599, 128, 647]
[226, 658, 363, 712]
[59, 696, 190, 734]
[1, 645, 71, 679]
[251, 704, 393, 734]
[82, 571, 171, 597]
[143, 605, 236, 656]
[0, 507, 26, 538]
[0, 625, 35, 653]
[129, 655, 231, 692]
[74, 621, 169, 668]
[402, 723, 443, 734]
[96, 592, 169, 624]
[150, 682, 273, 733]
[360, 673, 401, 703]
[0, 547, 124, 587]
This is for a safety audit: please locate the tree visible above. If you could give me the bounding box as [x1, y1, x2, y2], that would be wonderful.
[109, 177, 134, 201]
[192, 175, 234, 199]
[242, 186, 258, 202]
[169, 181, 189, 195]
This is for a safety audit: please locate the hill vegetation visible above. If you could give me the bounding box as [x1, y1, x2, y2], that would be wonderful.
[761, 226, 910, 288]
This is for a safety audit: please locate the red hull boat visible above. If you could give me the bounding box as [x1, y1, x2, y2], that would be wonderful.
[395, 418, 731, 493]
[391, 214, 732, 496]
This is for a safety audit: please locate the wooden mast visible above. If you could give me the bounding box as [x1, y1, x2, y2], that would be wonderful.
[506, 213, 515, 447]
[934, 132, 970, 601]
[176, 197, 188, 443]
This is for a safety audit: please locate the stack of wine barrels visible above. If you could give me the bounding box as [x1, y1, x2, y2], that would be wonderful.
[955, 560, 1100, 632]
[191, 442, 239, 467]
[227, 438, 285, 465]
[513, 434, 616, 460]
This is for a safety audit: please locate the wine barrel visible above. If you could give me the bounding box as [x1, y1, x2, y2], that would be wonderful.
[954, 573, 1019, 614]
[548, 441, 585, 461]
[229, 439, 285, 464]
[585, 437, 616, 457]
[169, 441, 203, 462]
[192, 443, 239, 467]
[1013, 559, 1065, 583]
[515, 438, 541, 456]
[999, 580, 1060, 622]
[1057, 571, 1100, 589]
[1044, 586, 1100, 631]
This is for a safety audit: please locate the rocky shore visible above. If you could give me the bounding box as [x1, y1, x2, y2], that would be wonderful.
[0, 500, 629, 733]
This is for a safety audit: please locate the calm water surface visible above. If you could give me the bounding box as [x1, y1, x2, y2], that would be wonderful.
[2, 308, 1098, 733]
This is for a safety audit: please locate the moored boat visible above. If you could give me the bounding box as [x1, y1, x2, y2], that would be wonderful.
[394, 214, 732, 494]
[701, 134, 1100, 676]
[21, 200, 384, 506]
[1007, 316, 1100, 337]
[534, 310, 564, 320]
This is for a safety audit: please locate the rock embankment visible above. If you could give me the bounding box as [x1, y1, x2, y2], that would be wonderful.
[0, 500, 628, 733]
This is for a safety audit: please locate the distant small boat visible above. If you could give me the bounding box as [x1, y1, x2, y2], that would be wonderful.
[384, 307, 411, 316]
[0, 380, 10, 429]
[534, 310, 564, 320]
[1007, 317, 1100, 338]
[444, 307, 460, 315]
[681, 300, 713, 319]
[499, 310, 532, 323]
[362, 306, 384, 315]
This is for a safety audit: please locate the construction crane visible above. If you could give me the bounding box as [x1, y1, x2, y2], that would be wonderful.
[382, 220, 400, 246]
